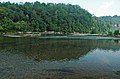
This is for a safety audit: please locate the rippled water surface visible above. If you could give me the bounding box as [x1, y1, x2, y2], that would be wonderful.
[0, 36, 120, 79]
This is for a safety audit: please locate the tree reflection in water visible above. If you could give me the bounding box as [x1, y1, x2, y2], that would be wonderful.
[0, 36, 120, 79]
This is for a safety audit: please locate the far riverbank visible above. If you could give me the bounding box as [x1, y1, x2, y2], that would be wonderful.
[0, 31, 120, 38]
[0, 32, 105, 37]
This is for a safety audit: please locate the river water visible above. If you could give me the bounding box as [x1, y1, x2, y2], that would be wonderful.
[0, 36, 120, 79]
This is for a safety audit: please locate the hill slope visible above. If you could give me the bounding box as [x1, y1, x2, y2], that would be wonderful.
[100, 15, 120, 31]
[0, 1, 110, 34]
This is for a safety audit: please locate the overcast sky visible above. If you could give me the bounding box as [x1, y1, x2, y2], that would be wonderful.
[0, 0, 120, 16]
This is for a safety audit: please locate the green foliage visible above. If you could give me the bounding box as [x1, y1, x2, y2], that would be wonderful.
[0, 1, 111, 33]
[90, 29, 99, 34]
[0, 17, 14, 32]
[100, 15, 120, 25]
[100, 15, 120, 31]
[108, 31, 113, 36]
[114, 30, 119, 36]
[14, 21, 28, 32]
[0, 26, 4, 32]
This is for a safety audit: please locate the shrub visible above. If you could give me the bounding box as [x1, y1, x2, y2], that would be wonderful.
[114, 30, 119, 36]
[108, 31, 113, 36]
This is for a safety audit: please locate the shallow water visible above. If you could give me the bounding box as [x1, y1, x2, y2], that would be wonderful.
[0, 36, 120, 79]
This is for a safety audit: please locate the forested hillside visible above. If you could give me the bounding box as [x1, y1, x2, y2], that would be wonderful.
[100, 15, 120, 25]
[100, 15, 120, 32]
[0, 1, 110, 34]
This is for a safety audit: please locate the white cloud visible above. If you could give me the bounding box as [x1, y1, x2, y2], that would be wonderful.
[100, 1, 114, 10]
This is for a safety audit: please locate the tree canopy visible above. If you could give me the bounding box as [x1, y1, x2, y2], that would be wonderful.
[0, 1, 111, 34]
[100, 15, 120, 32]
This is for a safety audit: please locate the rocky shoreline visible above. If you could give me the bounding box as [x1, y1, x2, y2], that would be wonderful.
[0, 32, 62, 37]
[0, 32, 120, 38]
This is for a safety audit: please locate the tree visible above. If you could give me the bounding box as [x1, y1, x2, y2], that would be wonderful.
[14, 21, 28, 32]
[0, 26, 4, 32]
[108, 31, 113, 36]
[0, 17, 14, 32]
[114, 30, 119, 36]
[0, 1, 112, 34]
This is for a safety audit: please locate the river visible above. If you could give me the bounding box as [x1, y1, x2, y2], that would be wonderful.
[0, 36, 120, 79]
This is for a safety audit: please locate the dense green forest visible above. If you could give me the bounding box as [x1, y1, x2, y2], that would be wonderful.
[0, 1, 111, 34]
[100, 16, 120, 35]
[100, 15, 120, 26]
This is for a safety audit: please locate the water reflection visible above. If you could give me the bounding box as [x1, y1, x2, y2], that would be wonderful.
[0, 36, 120, 79]
[0, 37, 119, 61]
[0, 37, 120, 61]
[114, 40, 120, 44]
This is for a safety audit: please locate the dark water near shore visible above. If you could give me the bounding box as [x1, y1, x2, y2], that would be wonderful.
[0, 36, 120, 79]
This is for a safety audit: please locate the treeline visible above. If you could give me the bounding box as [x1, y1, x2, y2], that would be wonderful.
[100, 15, 120, 25]
[100, 15, 120, 30]
[0, 1, 110, 34]
[100, 15, 120, 36]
